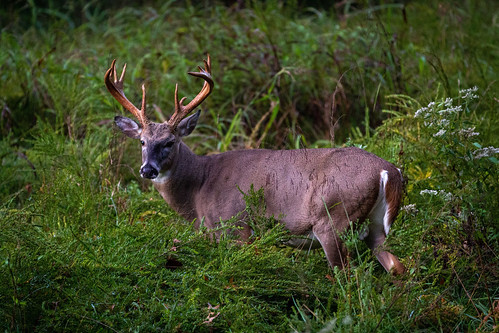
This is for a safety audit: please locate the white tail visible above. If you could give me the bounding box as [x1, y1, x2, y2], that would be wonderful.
[105, 56, 405, 275]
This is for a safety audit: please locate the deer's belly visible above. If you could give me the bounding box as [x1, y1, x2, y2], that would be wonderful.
[285, 231, 322, 250]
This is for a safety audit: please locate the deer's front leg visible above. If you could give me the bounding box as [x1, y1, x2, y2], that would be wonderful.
[312, 222, 347, 269]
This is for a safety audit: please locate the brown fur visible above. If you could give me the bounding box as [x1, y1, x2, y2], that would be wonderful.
[134, 125, 405, 273]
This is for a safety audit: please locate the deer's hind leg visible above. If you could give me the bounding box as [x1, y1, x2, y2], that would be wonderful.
[363, 172, 405, 275]
[363, 226, 405, 275]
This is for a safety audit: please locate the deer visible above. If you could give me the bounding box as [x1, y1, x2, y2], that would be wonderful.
[105, 55, 405, 275]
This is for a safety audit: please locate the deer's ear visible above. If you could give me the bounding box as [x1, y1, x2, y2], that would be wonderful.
[115, 116, 142, 139]
[177, 110, 200, 137]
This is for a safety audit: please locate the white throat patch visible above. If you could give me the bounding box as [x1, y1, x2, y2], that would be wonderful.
[150, 170, 171, 184]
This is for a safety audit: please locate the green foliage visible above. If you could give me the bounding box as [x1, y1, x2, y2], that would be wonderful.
[366, 87, 499, 331]
[1, 0, 498, 332]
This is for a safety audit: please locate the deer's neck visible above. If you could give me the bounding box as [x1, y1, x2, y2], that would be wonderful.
[151, 141, 206, 220]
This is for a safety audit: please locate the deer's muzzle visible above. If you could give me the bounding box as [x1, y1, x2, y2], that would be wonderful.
[140, 164, 159, 179]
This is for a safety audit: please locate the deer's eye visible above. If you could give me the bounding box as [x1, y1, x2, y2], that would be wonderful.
[140, 140, 145, 146]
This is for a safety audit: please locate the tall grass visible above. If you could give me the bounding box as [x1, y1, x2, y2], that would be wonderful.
[1, 0, 498, 331]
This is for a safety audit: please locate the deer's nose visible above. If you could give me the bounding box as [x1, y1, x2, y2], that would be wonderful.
[140, 164, 159, 179]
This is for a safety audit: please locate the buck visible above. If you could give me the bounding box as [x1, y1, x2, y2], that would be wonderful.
[105, 55, 405, 275]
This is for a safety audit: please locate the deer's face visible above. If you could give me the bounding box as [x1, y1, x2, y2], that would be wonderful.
[114, 111, 200, 180]
[105, 56, 212, 181]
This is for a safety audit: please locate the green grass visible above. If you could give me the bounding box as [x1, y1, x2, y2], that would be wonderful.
[1, 0, 498, 331]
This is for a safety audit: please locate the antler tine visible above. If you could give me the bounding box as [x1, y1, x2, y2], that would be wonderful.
[168, 55, 214, 130]
[105, 59, 148, 128]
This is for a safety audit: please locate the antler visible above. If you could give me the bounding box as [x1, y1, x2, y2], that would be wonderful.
[167, 55, 214, 131]
[105, 59, 148, 128]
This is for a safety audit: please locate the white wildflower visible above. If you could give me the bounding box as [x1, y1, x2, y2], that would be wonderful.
[401, 204, 418, 215]
[439, 190, 453, 201]
[443, 97, 453, 107]
[414, 107, 428, 118]
[438, 119, 450, 127]
[438, 105, 462, 115]
[420, 189, 438, 196]
[456, 127, 479, 139]
[473, 146, 499, 159]
[420, 189, 453, 200]
[433, 129, 446, 137]
[459, 86, 479, 100]
[415, 101, 437, 118]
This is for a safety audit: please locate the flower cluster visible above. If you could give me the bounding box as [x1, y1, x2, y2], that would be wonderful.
[459, 86, 479, 100]
[415, 100, 463, 120]
[414, 87, 483, 141]
[401, 204, 418, 215]
[437, 105, 462, 115]
[473, 146, 499, 160]
[457, 126, 479, 139]
[433, 129, 446, 137]
[420, 189, 453, 201]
